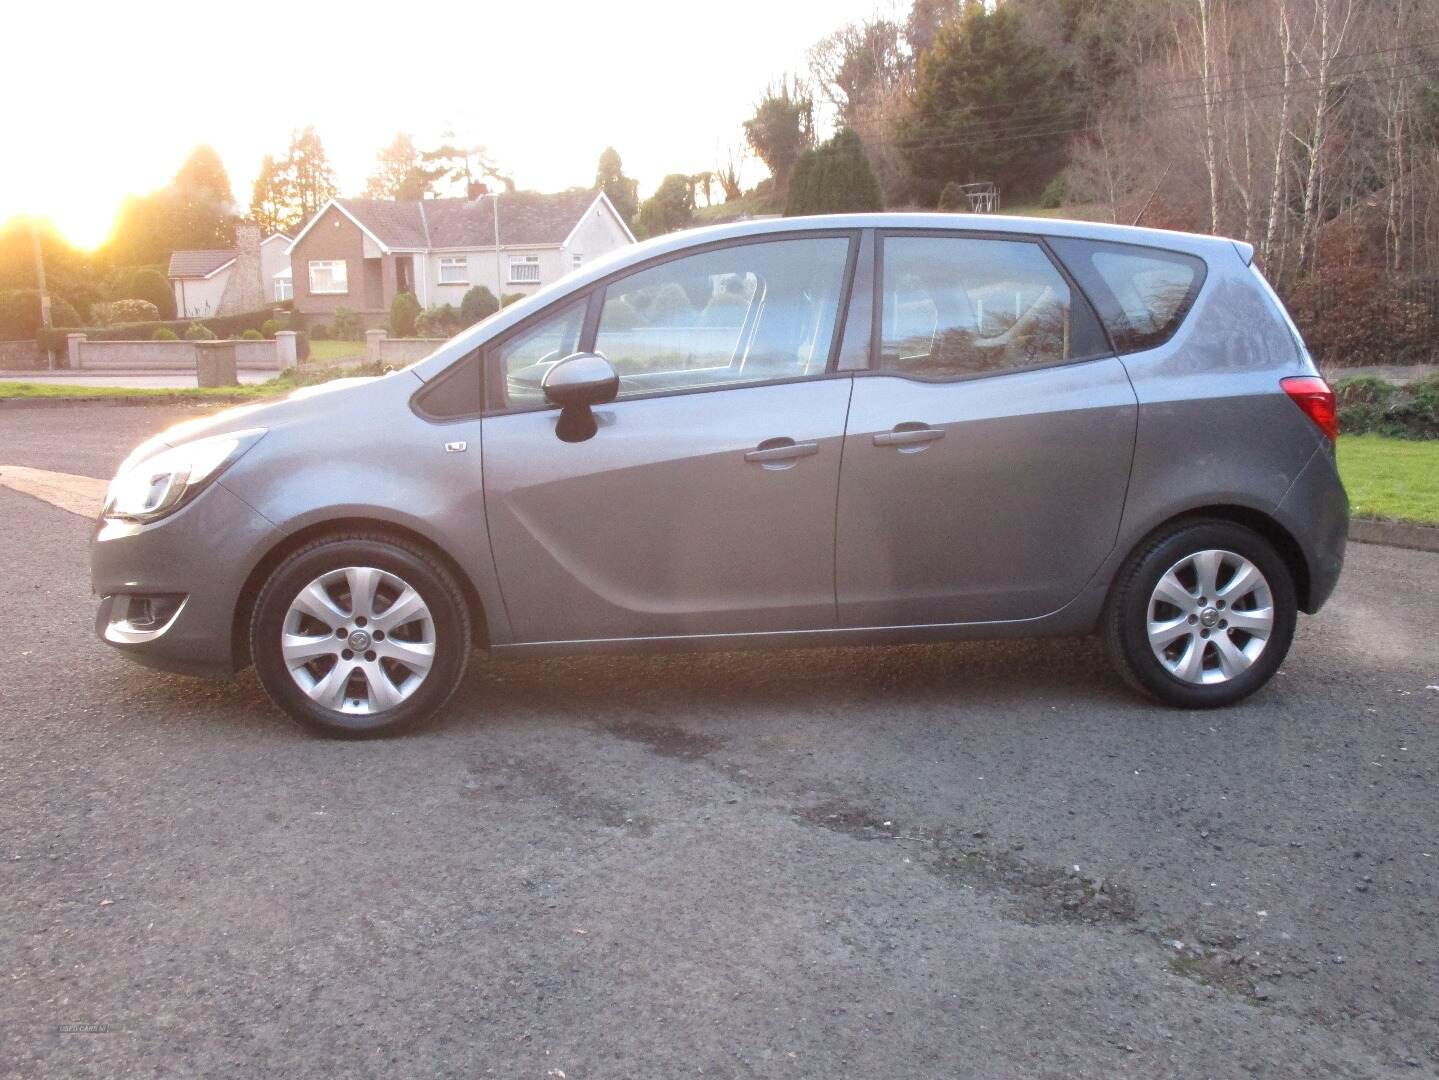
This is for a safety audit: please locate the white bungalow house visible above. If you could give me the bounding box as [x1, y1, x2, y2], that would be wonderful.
[168, 230, 292, 317]
[285, 189, 635, 329]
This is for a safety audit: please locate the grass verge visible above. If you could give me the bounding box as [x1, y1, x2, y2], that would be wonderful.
[1337, 434, 1439, 526]
[0, 361, 388, 405]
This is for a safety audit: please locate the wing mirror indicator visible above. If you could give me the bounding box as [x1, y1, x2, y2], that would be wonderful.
[542, 352, 619, 443]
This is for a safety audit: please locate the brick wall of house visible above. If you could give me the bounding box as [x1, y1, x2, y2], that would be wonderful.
[291, 205, 384, 329]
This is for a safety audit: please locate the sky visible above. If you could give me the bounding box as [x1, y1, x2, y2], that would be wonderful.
[3, 0, 894, 249]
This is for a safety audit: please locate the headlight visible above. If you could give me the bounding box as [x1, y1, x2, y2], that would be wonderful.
[103, 429, 265, 522]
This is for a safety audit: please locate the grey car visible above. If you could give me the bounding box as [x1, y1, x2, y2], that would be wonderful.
[92, 214, 1347, 737]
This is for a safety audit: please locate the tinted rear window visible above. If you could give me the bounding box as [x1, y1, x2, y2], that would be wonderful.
[1049, 238, 1205, 354]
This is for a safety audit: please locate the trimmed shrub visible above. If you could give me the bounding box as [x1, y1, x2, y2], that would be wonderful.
[460, 285, 499, 325]
[241, 328, 263, 340]
[120, 267, 177, 320]
[184, 321, 216, 341]
[1333, 375, 1439, 439]
[501, 293, 524, 308]
[332, 307, 363, 341]
[260, 318, 281, 339]
[389, 292, 421, 337]
[310, 323, 332, 341]
[152, 327, 179, 341]
[35, 305, 279, 352]
[109, 299, 161, 323]
[415, 303, 463, 338]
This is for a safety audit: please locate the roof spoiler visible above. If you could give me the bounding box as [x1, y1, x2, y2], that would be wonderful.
[1232, 240, 1255, 266]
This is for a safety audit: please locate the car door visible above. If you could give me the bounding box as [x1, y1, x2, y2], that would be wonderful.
[836, 231, 1138, 627]
[483, 233, 858, 644]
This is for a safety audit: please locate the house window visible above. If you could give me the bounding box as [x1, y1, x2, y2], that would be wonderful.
[508, 254, 541, 284]
[308, 260, 348, 295]
[274, 273, 293, 302]
[439, 256, 469, 285]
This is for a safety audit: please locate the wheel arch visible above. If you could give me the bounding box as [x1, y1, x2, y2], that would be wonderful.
[230, 517, 489, 670]
[1117, 504, 1314, 613]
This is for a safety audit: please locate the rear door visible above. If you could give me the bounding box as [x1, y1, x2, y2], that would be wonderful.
[483, 233, 858, 644]
[836, 231, 1138, 627]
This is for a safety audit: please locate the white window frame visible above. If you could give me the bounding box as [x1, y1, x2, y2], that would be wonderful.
[439, 256, 469, 285]
[307, 260, 348, 295]
[508, 254, 541, 284]
[273, 274, 293, 302]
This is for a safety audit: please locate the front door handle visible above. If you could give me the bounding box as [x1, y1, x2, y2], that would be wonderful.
[873, 424, 945, 449]
[744, 437, 819, 468]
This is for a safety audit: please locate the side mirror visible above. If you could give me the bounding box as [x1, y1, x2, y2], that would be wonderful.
[542, 352, 619, 407]
[541, 352, 619, 442]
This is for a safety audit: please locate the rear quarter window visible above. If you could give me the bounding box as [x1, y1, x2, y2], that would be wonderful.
[1049, 238, 1205, 354]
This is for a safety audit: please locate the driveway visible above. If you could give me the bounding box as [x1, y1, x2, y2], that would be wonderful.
[2, 403, 1436, 1078]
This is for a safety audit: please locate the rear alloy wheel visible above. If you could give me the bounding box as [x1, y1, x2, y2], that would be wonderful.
[251, 535, 470, 737]
[1104, 520, 1296, 708]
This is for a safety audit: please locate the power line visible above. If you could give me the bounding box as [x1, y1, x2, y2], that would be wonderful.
[863, 57, 1439, 156]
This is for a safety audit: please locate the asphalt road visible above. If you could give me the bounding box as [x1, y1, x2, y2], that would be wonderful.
[3, 403, 1437, 1078]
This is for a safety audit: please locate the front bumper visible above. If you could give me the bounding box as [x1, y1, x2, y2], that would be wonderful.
[91, 480, 276, 675]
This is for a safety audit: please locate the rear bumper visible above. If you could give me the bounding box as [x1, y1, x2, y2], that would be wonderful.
[91, 481, 276, 675]
[1275, 444, 1348, 612]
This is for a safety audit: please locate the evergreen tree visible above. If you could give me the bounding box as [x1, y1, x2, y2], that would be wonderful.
[899, 4, 1066, 201]
[593, 147, 639, 226]
[743, 78, 816, 195]
[784, 129, 883, 216]
[635, 175, 695, 238]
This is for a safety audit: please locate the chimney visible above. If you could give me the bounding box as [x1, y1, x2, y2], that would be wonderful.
[216, 222, 264, 315]
[468, 181, 489, 200]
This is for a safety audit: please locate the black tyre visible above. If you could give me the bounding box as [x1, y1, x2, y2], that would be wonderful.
[1103, 519, 1297, 708]
[250, 533, 471, 737]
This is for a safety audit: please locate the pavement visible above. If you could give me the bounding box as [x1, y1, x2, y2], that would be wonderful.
[2, 403, 1437, 1079]
[0, 369, 276, 389]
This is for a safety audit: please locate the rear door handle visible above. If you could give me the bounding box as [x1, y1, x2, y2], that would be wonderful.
[873, 425, 945, 448]
[745, 437, 819, 467]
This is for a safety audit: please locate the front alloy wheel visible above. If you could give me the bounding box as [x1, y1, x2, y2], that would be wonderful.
[251, 534, 470, 737]
[281, 566, 437, 715]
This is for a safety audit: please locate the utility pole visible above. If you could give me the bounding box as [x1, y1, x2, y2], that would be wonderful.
[490, 190, 503, 304]
[30, 218, 55, 369]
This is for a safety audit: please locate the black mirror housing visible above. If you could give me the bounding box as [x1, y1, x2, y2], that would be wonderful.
[542, 352, 619, 408]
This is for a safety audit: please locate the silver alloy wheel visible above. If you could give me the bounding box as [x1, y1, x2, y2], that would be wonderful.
[280, 566, 436, 715]
[1146, 548, 1274, 686]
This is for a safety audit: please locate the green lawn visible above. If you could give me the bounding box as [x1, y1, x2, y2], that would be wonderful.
[1337, 434, 1439, 525]
[0, 380, 278, 402]
[306, 339, 367, 362]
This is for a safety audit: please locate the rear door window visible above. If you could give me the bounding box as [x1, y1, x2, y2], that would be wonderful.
[1049, 238, 1205, 354]
[877, 235, 1108, 378]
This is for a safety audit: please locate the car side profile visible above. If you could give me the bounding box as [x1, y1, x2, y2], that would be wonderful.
[92, 214, 1348, 737]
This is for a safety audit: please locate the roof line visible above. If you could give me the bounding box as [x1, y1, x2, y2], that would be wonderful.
[286, 199, 391, 255]
[562, 191, 637, 247]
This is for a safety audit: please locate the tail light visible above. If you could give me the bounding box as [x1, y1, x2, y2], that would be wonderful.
[1281, 376, 1338, 441]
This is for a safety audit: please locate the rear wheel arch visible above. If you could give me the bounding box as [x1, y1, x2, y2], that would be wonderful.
[1114, 505, 1313, 614]
[231, 517, 488, 670]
